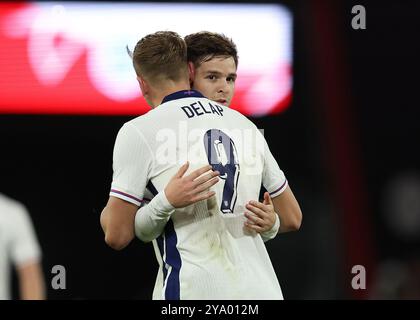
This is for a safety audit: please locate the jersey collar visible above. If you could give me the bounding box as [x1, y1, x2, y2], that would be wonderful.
[161, 90, 204, 104]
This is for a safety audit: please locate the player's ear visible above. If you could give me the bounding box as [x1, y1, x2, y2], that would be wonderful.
[137, 75, 149, 96]
[188, 61, 195, 85]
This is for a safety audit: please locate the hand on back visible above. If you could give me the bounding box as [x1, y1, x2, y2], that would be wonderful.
[244, 192, 277, 233]
[165, 162, 220, 208]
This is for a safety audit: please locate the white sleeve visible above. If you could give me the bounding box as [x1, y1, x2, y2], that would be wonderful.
[261, 135, 288, 198]
[134, 191, 175, 243]
[110, 123, 154, 206]
[9, 205, 42, 267]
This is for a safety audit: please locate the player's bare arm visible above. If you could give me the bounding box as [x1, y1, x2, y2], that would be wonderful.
[272, 185, 302, 233]
[17, 261, 46, 300]
[100, 196, 138, 250]
[101, 163, 220, 250]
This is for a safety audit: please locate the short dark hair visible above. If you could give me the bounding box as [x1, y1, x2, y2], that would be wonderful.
[132, 31, 188, 84]
[184, 31, 238, 69]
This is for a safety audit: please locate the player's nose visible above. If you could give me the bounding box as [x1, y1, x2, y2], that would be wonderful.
[217, 80, 230, 93]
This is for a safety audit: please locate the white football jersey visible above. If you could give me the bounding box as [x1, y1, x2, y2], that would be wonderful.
[110, 90, 288, 300]
[0, 194, 41, 300]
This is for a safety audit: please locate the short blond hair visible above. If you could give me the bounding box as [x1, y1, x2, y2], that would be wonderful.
[132, 31, 189, 84]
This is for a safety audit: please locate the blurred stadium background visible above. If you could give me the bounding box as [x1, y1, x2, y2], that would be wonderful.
[0, 0, 419, 299]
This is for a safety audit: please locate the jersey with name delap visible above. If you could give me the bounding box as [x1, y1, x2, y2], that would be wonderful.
[109, 90, 288, 300]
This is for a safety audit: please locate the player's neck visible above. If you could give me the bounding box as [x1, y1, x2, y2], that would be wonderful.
[150, 81, 190, 108]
